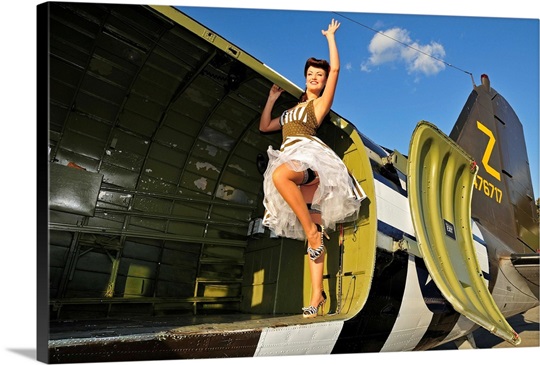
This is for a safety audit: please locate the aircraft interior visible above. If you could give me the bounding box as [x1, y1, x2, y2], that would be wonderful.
[44, 3, 377, 335]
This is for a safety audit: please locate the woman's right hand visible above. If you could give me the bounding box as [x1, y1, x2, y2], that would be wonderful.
[268, 84, 283, 101]
[260, 84, 284, 132]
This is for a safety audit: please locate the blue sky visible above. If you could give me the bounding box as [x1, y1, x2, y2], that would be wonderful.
[177, 1, 539, 198]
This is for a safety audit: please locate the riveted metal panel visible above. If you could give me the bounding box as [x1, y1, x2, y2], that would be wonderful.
[408, 121, 520, 346]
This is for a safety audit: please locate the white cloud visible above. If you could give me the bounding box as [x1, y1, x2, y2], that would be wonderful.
[361, 27, 446, 77]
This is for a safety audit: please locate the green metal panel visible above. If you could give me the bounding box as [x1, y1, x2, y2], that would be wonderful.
[408, 121, 520, 346]
[49, 163, 103, 216]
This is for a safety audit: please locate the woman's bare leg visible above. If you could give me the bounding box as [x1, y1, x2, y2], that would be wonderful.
[272, 163, 325, 309]
[272, 164, 319, 244]
[300, 182, 326, 309]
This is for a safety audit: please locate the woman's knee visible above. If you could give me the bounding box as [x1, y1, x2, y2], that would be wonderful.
[272, 165, 287, 185]
[273, 165, 299, 185]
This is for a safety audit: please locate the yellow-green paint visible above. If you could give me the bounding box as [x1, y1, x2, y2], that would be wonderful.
[338, 127, 377, 314]
[408, 121, 520, 346]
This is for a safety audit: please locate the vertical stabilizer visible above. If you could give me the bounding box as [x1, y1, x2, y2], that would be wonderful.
[449, 74, 538, 253]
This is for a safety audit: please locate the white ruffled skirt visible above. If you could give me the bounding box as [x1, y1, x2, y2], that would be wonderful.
[262, 135, 366, 241]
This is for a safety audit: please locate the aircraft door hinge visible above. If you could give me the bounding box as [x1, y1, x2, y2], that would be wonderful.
[392, 237, 422, 257]
[392, 239, 408, 252]
[382, 149, 408, 175]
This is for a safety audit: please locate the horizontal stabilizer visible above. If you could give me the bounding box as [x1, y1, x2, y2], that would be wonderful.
[511, 253, 540, 299]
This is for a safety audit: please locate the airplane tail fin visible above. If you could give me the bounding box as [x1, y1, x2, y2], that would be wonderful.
[449, 74, 538, 253]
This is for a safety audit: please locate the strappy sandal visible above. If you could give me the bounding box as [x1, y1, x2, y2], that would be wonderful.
[307, 224, 329, 261]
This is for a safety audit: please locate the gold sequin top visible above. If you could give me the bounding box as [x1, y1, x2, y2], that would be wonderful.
[279, 99, 318, 142]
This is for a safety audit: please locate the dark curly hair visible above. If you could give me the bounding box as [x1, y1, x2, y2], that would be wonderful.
[299, 57, 330, 102]
[303, 57, 330, 77]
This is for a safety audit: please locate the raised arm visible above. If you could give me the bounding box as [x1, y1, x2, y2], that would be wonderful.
[259, 84, 284, 132]
[313, 19, 341, 122]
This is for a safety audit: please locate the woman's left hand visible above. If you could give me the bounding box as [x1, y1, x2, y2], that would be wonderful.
[322, 19, 340, 37]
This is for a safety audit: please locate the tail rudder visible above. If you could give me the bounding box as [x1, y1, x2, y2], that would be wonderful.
[449, 74, 538, 253]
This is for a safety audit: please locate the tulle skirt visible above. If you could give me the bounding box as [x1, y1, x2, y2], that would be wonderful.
[262, 135, 366, 241]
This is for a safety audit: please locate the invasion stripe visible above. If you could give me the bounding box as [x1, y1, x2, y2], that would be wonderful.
[332, 249, 409, 353]
[373, 170, 408, 197]
[375, 179, 415, 238]
[380, 254, 433, 351]
[254, 321, 344, 357]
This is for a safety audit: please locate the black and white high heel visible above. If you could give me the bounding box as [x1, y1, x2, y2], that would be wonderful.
[307, 224, 329, 261]
[302, 290, 327, 319]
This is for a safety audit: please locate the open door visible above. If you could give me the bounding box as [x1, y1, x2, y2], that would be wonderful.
[407, 121, 520, 346]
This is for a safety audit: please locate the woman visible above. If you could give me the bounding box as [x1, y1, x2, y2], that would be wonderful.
[259, 19, 365, 318]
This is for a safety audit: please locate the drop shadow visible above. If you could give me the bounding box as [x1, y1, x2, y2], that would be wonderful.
[6, 348, 36, 360]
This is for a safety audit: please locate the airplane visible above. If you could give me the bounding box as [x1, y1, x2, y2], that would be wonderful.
[38, 2, 539, 363]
